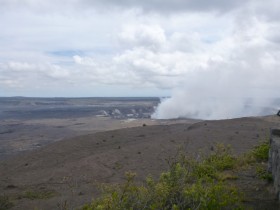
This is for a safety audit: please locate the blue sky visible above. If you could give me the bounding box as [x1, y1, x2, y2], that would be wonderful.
[0, 0, 279, 118]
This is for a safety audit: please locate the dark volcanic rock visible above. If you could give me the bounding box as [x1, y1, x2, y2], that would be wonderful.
[269, 128, 280, 200]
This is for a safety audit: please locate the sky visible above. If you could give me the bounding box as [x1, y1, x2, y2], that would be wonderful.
[0, 0, 280, 119]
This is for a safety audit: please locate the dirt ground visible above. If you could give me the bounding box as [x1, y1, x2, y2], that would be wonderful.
[1, 115, 280, 209]
[0, 116, 196, 159]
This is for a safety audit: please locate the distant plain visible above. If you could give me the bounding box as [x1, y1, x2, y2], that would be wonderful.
[0, 97, 195, 159]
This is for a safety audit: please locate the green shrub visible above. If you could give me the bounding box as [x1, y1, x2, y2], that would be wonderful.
[81, 141, 276, 210]
[252, 142, 269, 162]
[256, 166, 273, 182]
[184, 181, 242, 210]
[237, 141, 270, 167]
[0, 195, 13, 210]
[205, 144, 236, 171]
[82, 145, 243, 210]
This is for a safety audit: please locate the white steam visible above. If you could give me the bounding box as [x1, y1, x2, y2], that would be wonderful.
[152, 92, 278, 120]
[152, 17, 280, 120]
[152, 52, 280, 120]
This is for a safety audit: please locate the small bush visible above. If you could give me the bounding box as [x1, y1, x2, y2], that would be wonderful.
[256, 166, 273, 182]
[205, 144, 236, 171]
[184, 181, 242, 210]
[237, 141, 270, 167]
[0, 195, 13, 210]
[251, 142, 269, 162]
[236, 153, 255, 167]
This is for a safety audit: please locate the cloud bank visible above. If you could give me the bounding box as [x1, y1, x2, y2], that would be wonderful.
[0, 0, 246, 13]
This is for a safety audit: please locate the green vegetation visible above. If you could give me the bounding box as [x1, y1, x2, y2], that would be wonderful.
[236, 141, 273, 182]
[22, 190, 56, 200]
[113, 162, 123, 170]
[236, 141, 270, 167]
[3, 141, 271, 210]
[205, 144, 236, 171]
[251, 141, 270, 162]
[81, 141, 274, 210]
[251, 141, 272, 181]
[256, 165, 273, 182]
[82, 144, 244, 210]
[0, 195, 14, 210]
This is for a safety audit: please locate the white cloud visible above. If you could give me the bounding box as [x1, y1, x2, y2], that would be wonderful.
[118, 24, 166, 51]
[0, 0, 246, 14]
[73, 56, 96, 66]
[0, 61, 70, 83]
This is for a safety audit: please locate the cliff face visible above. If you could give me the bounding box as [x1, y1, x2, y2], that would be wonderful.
[269, 128, 280, 200]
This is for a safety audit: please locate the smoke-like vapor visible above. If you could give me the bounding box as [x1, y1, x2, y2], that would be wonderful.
[152, 91, 279, 120]
[152, 61, 280, 119]
[152, 16, 280, 120]
[152, 50, 280, 120]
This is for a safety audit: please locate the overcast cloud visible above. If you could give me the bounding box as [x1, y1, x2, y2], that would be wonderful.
[0, 0, 279, 119]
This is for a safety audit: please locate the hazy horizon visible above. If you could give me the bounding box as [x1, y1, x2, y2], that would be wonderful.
[0, 96, 278, 120]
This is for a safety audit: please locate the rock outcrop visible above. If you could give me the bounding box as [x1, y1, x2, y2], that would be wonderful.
[269, 128, 280, 200]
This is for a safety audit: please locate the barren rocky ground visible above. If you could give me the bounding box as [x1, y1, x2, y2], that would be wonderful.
[1, 115, 280, 209]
